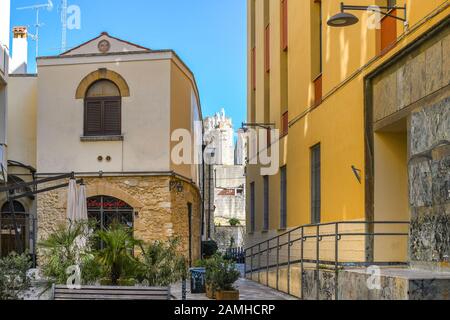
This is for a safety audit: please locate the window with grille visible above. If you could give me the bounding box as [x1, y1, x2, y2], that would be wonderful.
[87, 195, 134, 249]
[84, 80, 122, 136]
[281, 0, 288, 51]
[311, 144, 321, 224]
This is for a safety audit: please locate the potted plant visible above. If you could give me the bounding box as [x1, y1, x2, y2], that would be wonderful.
[212, 257, 240, 301]
[137, 237, 187, 287]
[228, 218, 241, 227]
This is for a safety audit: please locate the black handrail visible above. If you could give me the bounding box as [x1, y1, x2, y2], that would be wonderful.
[244, 220, 410, 300]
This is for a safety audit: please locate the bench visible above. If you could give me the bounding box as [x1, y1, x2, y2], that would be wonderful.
[53, 285, 171, 300]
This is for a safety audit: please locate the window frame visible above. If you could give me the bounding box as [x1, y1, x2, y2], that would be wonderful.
[84, 95, 122, 137]
[250, 182, 256, 233]
[280, 166, 287, 230]
[263, 175, 270, 231]
[311, 143, 321, 225]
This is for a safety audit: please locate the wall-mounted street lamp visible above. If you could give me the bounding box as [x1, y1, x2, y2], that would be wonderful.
[328, 2, 407, 27]
[242, 123, 276, 131]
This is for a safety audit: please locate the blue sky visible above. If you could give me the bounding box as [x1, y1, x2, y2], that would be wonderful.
[10, 0, 247, 129]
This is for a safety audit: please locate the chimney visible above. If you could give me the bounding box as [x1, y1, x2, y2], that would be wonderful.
[10, 26, 28, 74]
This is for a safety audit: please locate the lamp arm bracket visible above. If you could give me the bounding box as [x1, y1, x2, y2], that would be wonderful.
[342, 4, 407, 22]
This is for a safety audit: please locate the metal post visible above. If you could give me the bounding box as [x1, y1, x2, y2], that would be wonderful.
[266, 240, 270, 286]
[300, 227, 304, 300]
[335, 223, 339, 301]
[181, 278, 187, 300]
[250, 247, 254, 280]
[287, 232, 291, 295]
[276, 237, 280, 291]
[258, 244, 261, 283]
[244, 248, 247, 279]
[316, 225, 320, 300]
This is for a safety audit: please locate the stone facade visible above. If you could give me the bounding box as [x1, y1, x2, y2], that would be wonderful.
[371, 25, 450, 271]
[409, 97, 450, 268]
[36, 175, 201, 262]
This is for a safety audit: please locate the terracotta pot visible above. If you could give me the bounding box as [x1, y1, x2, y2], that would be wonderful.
[216, 290, 239, 301]
[206, 283, 216, 299]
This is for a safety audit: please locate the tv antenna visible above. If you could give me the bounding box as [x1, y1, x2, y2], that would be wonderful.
[60, 0, 68, 52]
[17, 0, 54, 58]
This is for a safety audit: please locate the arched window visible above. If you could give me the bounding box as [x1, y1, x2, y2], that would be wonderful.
[1, 201, 27, 216]
[87, 196, 133, 231]
[84, 80, 122, 136]
[1, 201, 28, 257]
[87, 196, 134, 250]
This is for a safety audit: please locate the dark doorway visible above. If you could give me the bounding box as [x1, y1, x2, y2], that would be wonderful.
[188, 202, 193, 267]
[0, 201, 29, 258]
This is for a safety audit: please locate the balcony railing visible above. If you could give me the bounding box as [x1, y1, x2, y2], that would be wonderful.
[245, 220, 410, 299]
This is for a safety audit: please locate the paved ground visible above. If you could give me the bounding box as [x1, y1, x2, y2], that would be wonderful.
[172, 278, 298, 301]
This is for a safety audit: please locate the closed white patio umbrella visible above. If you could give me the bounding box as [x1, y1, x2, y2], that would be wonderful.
[66, 179, 78, 223]
[76, 183, 88, 222]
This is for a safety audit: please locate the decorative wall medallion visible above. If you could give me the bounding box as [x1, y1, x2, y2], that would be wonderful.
[98, 40, 111, 53]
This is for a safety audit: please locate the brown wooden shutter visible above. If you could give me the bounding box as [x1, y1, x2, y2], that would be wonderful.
[252, 47, 256, 91]
[265, 24, 271, 73]
[281, 111, 289, 136]
[380, 9, 397, 54]
[103, 99, 121, 135]
[281, 0, 288, 51]
[85, 100, 103, 136]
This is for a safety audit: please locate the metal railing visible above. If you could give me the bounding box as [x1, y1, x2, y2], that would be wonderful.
[225, 247, 246, 264]
[244, 221, 410, 300]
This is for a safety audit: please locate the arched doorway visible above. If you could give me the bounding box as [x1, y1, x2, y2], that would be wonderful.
[0, 201, 29, 257]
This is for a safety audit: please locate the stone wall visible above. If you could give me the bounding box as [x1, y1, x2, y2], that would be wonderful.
[214, 226, 245, 251]
[371, 24, 450, 270]
[409, 97, 450, 269]
[214, 165, 246, 225]
[36, 175, 201, 262]
[373, 29, 449, 123]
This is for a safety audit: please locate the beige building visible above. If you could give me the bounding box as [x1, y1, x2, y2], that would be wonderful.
[1, 32, 204, 264]
[0, 0, 10, 183]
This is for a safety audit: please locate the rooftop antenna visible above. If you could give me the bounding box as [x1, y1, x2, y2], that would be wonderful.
[60, 0, 67, 53]
[17, 0, 54, 58]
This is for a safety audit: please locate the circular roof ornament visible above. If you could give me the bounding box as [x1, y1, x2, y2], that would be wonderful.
[98, 40, 111, 53]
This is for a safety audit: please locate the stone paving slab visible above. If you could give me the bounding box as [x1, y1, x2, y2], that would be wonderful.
[172, 278, 298, 301]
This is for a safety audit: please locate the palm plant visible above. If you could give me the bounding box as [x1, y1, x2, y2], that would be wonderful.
[38, 221, 94, 285]
[95, 223, 142, 285]
[138, 237, 188, 287]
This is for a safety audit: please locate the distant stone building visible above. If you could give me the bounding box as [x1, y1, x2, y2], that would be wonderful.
[203, 109, 246, 249]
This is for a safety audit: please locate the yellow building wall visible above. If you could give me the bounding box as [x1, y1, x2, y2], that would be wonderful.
[7, 75, 37, 168]
[247, 0, 449, 240]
